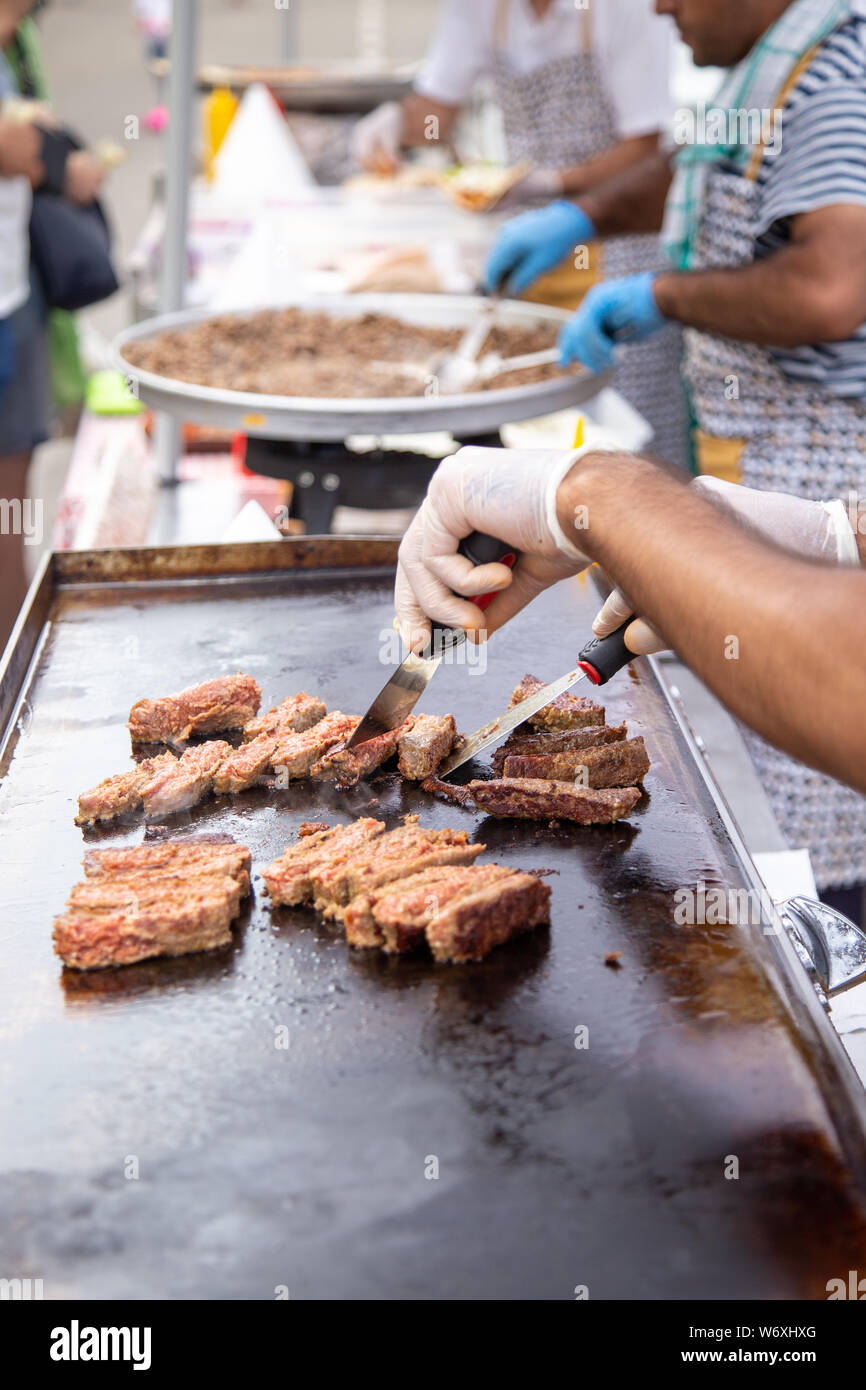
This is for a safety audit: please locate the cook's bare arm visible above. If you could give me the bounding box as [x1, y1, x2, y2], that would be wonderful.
[560, 132, 661, 199]
[577, 150, 673, 237]
[653, 205, 866, 344]
[557, 454, 866, 792]
[398, 92, 461, 148]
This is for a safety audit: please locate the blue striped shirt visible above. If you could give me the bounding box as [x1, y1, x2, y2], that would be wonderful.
[751, 16, 866, 396]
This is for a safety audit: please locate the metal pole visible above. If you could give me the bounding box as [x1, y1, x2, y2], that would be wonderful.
[278, 1, 299, 65]
[157, 0, 199, 484]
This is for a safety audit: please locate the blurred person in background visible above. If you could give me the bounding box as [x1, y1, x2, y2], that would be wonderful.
[0, 0, 109, 650]
[352, 0, 686, 466]
[132, 0, 171, 134]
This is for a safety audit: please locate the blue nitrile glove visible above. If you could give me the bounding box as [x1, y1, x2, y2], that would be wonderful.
[558, 272, 664, 373]
[0, 317, 15, 402]
[484, 201, 596, 296]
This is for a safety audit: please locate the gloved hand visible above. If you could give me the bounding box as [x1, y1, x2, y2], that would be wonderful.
[483, 201, 595, 296]
[591, 475, 862, 655]
[490, 168, 564, 213]
[350, 101, 405, 175]
[558, 272, 664, 372]
[395, 446, 590, 651]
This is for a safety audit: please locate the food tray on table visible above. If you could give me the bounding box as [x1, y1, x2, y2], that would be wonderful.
[1, 536, 865, 1299]
[112, 294, 607, 441]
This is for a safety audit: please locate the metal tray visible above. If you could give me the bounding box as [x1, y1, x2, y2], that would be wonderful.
[112, 294, 606, 441]
[193, 62, 414, 113]
[2, 537, 866, 1300]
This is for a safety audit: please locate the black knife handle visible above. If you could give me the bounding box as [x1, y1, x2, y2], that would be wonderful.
[577, 620, 634, 686]
[427, 531, 518, 654]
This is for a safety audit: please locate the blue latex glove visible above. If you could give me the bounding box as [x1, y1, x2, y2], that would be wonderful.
[558, 272, 664, 373]
[483, 201, 596, 296]
[0, 317, 15, 403]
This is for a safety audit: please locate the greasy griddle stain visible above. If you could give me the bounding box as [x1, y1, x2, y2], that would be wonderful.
[2, 559, 866, 1299]
[121, 307, 573, 398]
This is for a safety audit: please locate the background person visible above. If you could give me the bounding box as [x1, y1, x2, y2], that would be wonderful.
[353, 0, 686, 465]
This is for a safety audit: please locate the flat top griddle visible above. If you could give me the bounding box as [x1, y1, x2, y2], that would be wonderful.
[112, 295, 606, 442]
[2, 538, 866, 1301]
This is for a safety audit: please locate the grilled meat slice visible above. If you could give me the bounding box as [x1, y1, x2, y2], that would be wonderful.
[310, 720, 411, 786]
[503, 736, 650, 788]
[141, 740, 232, 817]
[397, 714, 458, 780]
[312, 816, 485, 921]
[68, 870, 242, 920]
[76, 751, 177, 826]
[420, 776, 474, 806]
[468, 778, 641, 823]
[54, 900, 234, 970]
[426, 870, 551, 963]
[129, 673, 261, 743]
[490, 723, 627, 775]
[345, 863, 512, 951]
[262, 819, 386, 907]
[509, 674, 605, 731]
[84, 838, 252, 894]
[242, 692, 326, 742]
[271, 712, 360, 781]
[213, 734, 278, 794]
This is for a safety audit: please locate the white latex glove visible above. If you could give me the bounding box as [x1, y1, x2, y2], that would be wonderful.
[395, 446, 590, 651]
[350, 101, 405, 174]
[592, 475, 861, 655]
[491, 168, 565, 213]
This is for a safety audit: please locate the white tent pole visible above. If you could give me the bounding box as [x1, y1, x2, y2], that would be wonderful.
[156, 0, 199, 484]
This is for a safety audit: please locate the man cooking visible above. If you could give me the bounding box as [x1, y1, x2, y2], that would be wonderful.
[351, 0, 685, 464]
[483, 0, 866, 906]
[394, 443, 866, 914]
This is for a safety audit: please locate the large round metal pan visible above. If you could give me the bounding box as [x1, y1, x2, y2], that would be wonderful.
[112, 293, 606, 441]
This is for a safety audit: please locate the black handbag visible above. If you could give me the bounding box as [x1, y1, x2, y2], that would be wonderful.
[28, 125, 119, 313]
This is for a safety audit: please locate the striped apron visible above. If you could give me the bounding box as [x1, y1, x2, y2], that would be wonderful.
[682, 48, 866, 890]
[490, 0, 687, 467]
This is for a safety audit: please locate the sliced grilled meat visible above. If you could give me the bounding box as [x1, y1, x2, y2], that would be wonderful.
[490, 723, 627, 775]
[503, 736, 650, 788]
[309, 720, 411, 786]
[345, 863, 512, 952]
[76, 751, 177, 826]
[213, 734, 278, 794]
[84, 838, 252, 895]
[397, 714, 458, 780]
[141, 740, 232, 817]
[271, 712, 360, 781]
[242, 692, 326, 742]
[426, 870, 551, 963]
[262, 819, 386, 907]
[128, 673, 261, 743]
[509, 674, 605, 730]
[468, 778, 641, 823]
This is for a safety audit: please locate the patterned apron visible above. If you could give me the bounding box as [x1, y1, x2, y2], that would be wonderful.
[682, 50, 866, 890]
[489, 0, 687, 467]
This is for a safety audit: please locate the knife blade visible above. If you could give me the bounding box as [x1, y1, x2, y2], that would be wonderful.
[438, 620, 635, 777]
[346, 531, 517, 748]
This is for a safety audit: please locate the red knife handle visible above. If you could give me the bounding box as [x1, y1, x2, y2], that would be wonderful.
[458, 531, 517, 611]
[426, 533, 518, 654]
[577, 621, 634, 686]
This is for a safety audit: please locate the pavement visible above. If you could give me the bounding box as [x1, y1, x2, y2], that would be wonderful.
[31, 0, 866, 1080]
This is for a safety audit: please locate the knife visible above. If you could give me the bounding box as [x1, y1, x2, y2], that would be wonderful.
[437, 620, 635, 777]
[347, 531, 517, 748]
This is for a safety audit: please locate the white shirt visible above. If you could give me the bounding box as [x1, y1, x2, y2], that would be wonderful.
[416, 0, 674, 140]
[0, 174, 30, 318]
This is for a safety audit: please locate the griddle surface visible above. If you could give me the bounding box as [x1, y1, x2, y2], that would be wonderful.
[1, 566, 865, 1299]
